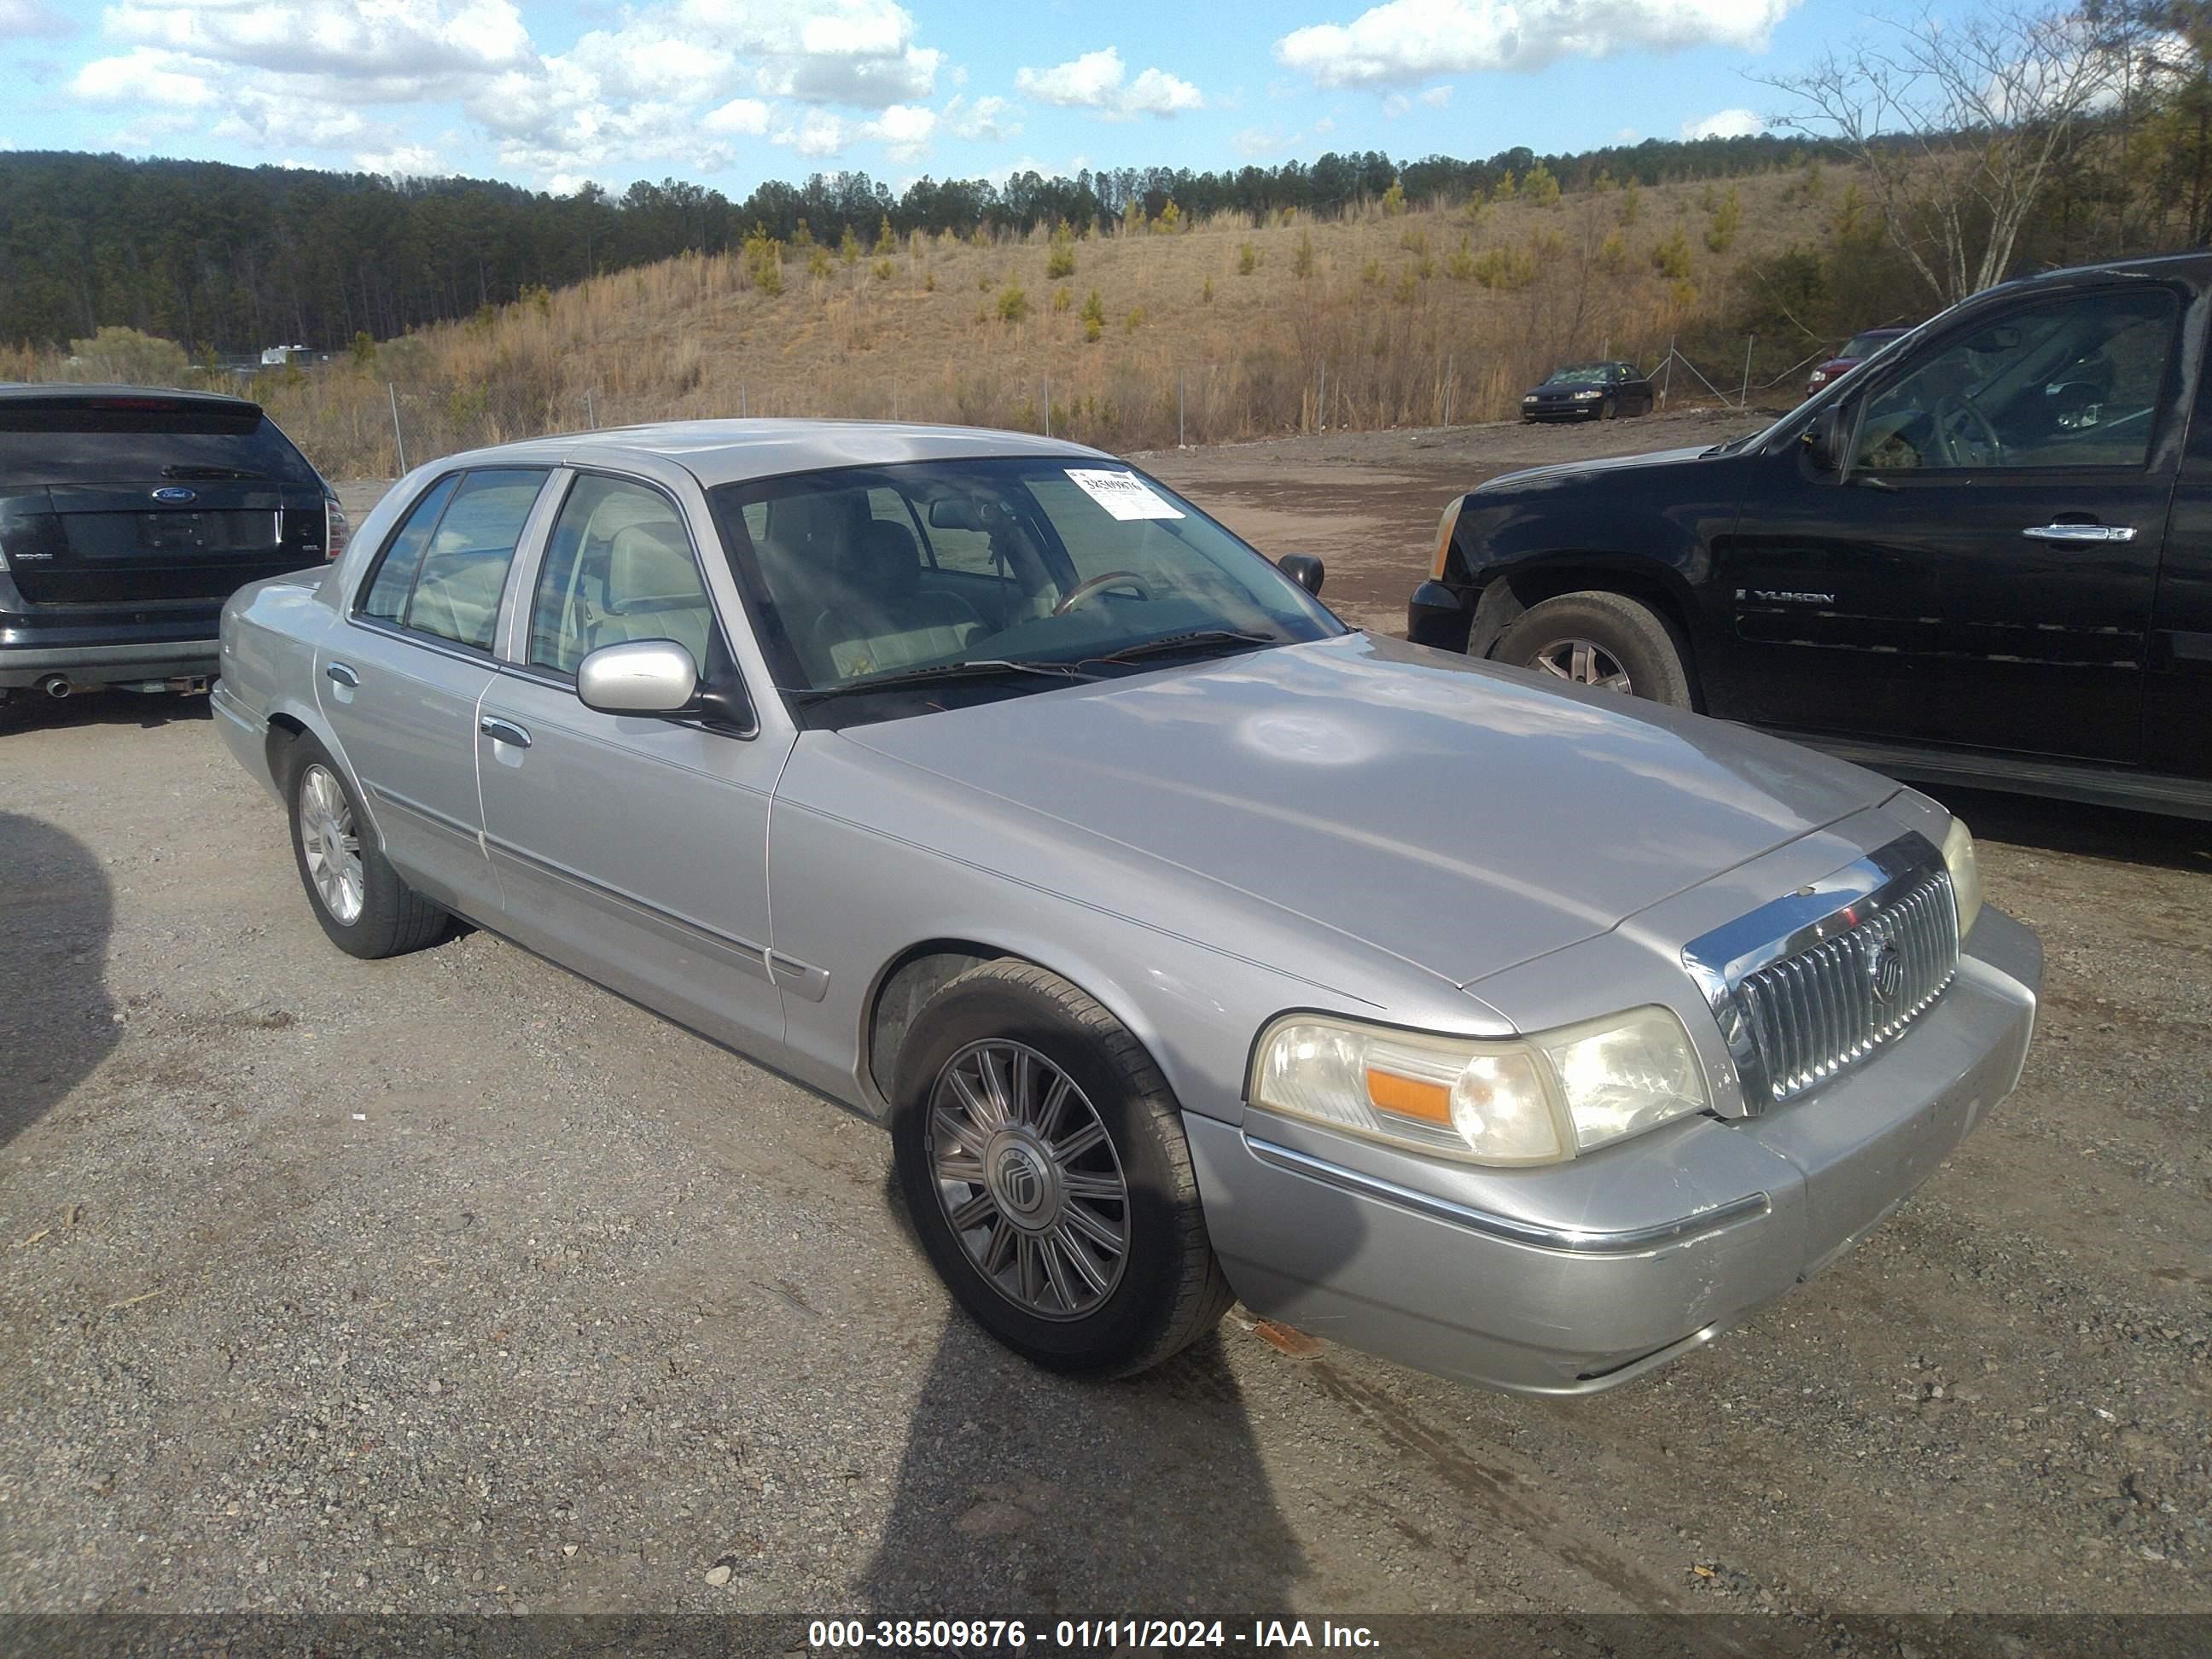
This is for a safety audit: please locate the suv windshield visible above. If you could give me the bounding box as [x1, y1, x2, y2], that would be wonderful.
[1544, 364, 1614, 386]
[710, 457, 1341, 713]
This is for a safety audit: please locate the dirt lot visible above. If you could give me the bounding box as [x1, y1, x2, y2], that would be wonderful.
[3, 414, 2208, 1628]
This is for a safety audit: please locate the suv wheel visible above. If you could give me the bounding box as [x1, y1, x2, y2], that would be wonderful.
[1494, 591, 1695, 709]
[891, 961, 1234, 1378]
[283, 736, 448, 959]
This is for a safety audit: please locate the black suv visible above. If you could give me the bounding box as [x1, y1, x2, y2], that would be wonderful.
[1, 386, 341, 706]
[1410, 253, 2212, 819]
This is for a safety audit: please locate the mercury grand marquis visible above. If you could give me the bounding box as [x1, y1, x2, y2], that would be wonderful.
[213, 420, 2041, 1393]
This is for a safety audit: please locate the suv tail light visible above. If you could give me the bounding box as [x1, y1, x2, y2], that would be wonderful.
[324, 497, 351, 562]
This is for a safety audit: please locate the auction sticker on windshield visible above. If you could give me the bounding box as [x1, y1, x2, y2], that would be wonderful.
[1066, 469, 1184, 521]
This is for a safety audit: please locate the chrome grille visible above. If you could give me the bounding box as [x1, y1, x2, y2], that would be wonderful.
[1735, 869, 1959, 1103]
[1681, 836, 1965, 1115]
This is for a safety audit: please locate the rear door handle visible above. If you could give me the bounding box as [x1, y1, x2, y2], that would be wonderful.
[480, 716, 532, 748]
[2022, 523, 2135, 543]
[325, 662, 359, 687]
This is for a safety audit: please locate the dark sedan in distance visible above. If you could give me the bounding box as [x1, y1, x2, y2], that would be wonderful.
[1519, 362, 1655, 422]
[1805, 327, 1912, 398]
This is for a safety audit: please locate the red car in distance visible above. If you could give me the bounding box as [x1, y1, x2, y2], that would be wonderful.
[1806, 327, 1912, 398]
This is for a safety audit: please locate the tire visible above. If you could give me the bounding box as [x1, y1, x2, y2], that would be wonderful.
[890, 960, 1234, 1378]
[1493, 590, 1695, 709]
[282, 736, 448, 959]
[1601, 396, 1618, 421]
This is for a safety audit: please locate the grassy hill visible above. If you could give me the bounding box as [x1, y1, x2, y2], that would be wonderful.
[7, 165, 1866, 477]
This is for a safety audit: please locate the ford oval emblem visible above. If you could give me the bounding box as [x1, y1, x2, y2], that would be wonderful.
[151, 486, 197, 504]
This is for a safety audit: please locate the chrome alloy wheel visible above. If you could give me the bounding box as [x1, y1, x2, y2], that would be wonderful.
[1530, 637, 1633, 694]
[926, 1039, 1130, 1320]
[298, 763, 365, 925]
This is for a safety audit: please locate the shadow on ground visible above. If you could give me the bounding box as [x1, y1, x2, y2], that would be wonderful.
[0, 812, 115, 1148]
[861, 1173, 1316, 1610]
[0, 689, 211, 734]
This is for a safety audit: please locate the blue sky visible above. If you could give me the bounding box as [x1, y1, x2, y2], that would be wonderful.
[0, 1, 1959, 195]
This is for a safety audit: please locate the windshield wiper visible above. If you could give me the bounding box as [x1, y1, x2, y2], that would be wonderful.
[160, 464, 271, 480]
[1087, 628, 1278, 667]
[788, 657, 1092, 703]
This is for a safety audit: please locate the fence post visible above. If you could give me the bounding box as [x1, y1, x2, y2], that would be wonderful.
[1043, 375, 1051, 438]
[1178, 371, 1185, 448]
[1740, 335, 1755, 409]
[585, 388, 596, 429]
[1317, 361, 1325, 434]
[1660, 337, 1674, 411]
[740, 383, 748, 418]
[387, 382, 406, 476]
[1444, 356, 1453, 428]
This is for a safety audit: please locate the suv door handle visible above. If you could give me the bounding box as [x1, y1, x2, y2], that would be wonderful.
[2023, 523, 2136, 543]
[479, 716, 531, 748]
[325, 662, 359, 687]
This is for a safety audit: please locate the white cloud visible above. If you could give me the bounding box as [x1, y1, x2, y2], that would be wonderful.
[1419, 84, 1452, 107]
[358, 143, 444, 177]
[214, 89, 372, 149]
[1275, 0, 1797, 89]
[1382, 92, 1410, 117]
[945, 93, 1019, 142]
[102, 0, 532, 86]
[866, 102, 934, 160]
[1015, 47, 1202, 119]
[70, 46, 213, 106]
[703, 96, 771, 135]
[0, 0, 73, 38]
[1681, 106, 1762, 140]
[771, 108, 849, 157]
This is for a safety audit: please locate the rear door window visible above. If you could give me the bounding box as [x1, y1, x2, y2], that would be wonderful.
[356, 469, 545, 651]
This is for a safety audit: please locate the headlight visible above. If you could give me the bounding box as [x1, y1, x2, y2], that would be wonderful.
[1941, 816, 1983, 938]
[1572, 389, 1602, 400]
[1522, 394, 1538, 404]
[1250, 1008, 1708, 1166]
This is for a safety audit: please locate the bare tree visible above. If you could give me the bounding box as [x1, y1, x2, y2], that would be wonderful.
[1760, 4, 2126, 305]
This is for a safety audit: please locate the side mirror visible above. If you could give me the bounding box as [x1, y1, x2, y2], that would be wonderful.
[1278, 553, 1325, 596]
[577, 638, 754, 733]
[1802, 405, 1846, 474]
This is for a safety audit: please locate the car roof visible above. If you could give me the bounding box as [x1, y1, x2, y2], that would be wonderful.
[422, 418, 1120, 489]
[0, 382, 263, 413]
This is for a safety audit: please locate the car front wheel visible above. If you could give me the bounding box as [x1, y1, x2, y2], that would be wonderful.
[891, 960, 1234, 1378]
[284, 736, 448, 959]
[1494, 591, 1695, 709]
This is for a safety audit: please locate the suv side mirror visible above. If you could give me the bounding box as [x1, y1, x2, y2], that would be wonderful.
[1802, 405, 1847, 474]
[1278, 553, 1325, 596]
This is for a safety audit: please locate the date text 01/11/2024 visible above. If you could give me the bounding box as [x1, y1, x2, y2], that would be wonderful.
[806, 1620, 1381, 1650]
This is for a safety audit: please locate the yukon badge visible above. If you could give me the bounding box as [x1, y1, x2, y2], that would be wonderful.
[1736, 586, 1837, 605]
[150, 486, 197, 504]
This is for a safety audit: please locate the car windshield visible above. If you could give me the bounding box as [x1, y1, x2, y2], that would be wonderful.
[709, 457, 1342, 713]
[1841, 331, 1902, 361]
[1544, 364, 1614, 387]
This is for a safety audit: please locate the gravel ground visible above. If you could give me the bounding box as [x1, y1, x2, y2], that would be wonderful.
[2, 419, 2208, 1625]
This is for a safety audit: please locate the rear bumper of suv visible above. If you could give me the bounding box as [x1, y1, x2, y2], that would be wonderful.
[1, 614, 219, 688]
[1186, 906, 2040, 1396]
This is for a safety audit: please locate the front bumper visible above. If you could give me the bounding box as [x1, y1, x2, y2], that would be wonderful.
[1186, 906, 2040, 1395]
[1521, 403, 1604, 421]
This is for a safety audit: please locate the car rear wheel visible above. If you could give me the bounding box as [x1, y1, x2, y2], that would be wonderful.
[1601, 396, 1619, 421]
[283, 736, 448, 959]
[1495, 591, 1694, 709]
[890, 960, 1234, 1378]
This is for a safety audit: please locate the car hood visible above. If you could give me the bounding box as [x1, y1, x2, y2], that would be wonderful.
[1480, 444, 1714, 494]
[835, 632, 1892, 988]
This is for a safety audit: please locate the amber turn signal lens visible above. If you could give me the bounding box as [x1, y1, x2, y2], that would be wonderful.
[1364, 1067, 1453, 1126]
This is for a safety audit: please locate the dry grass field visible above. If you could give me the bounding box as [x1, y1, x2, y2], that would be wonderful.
[130, 165, 1853, 479]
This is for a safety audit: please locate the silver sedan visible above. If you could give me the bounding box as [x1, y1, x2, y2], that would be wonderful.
[214, 421, 2040, 1393]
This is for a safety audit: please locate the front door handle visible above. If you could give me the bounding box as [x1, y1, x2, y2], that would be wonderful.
[325, 662, 359, 687]
[2022, 523, 2136, 543]
[479, 716, 532, 748]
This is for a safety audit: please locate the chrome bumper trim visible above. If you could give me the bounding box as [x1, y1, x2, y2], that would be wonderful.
[1242, 1134, 1770, 1255]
